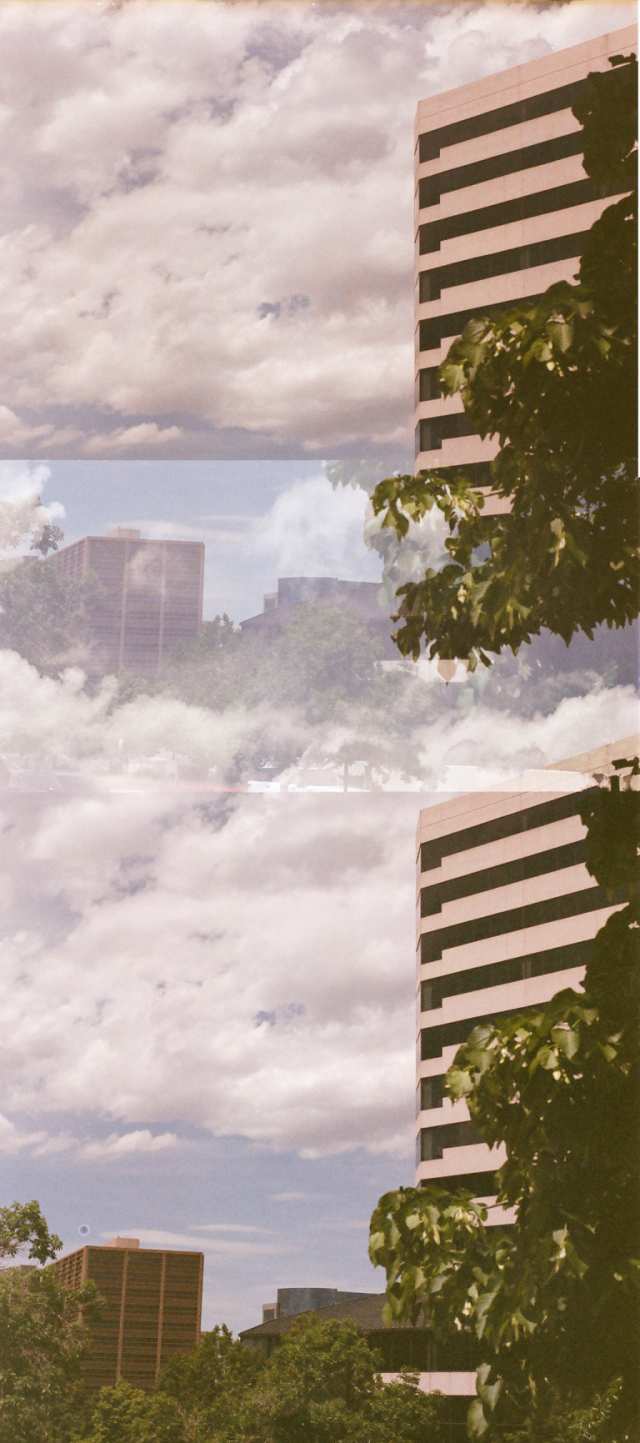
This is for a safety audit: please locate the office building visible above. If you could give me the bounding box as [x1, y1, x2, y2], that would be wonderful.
[49, 1236, 203, 1392]
[414, 25, 637, 477]
[49, 529, 205, 678]
[415, 736, 638, 1197]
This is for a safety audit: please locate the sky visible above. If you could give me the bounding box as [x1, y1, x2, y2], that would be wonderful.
[0, 0, 638, 1340]
[0, 0, 635, 461]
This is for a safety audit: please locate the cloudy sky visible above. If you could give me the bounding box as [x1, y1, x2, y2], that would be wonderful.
[0, 0, 637, 1337]
[0, 0, 635, 461]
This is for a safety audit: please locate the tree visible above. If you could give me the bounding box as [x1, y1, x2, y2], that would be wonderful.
[81, 1379, 185, 1443]
[0, 559, 93, 675]
[0, 1202, 99, 1443]
[156, 1323, 263, 1437]
[0, 1199, 62, 1265]
[371, 55, 638, 668]
[369, 765, 639, 1440]
[229, 1313, 446, 1443]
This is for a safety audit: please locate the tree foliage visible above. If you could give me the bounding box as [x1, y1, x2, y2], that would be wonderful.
[0, 1199, 62, 1265]
[0, 558, 93, 675]
[369, 767, 640, 1440]
[0, 1267, 100, 1443]
[371, 54, 638, 667]
[77, 1315, 446, 1443]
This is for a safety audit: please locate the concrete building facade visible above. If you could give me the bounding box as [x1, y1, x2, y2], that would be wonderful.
[49, 1236, 204, 1393]
[49, 529, 205, 678]
[415, 736, 638, 1198]
[414, 24, 637, 478]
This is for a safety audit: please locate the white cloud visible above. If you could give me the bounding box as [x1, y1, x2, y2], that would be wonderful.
[252, 473, 382, 581]
[0, 0, 632, 456]
[113, 1228, 281, 1257]
[78, 1129, 178, 1160]
[0, 1112, 178, 1162]
[0, 647, 636, 1159]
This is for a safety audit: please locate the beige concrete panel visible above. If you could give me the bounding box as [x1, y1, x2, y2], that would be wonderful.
[417, 905, 611, 988]
[424, 860, 595, 930]
[429, 813, 588, 884]
[430, 153, 588, 221]
[418, 111, 584, 179]
[418, 1097, 471, 1126]
[427, 965, 586, 1028]
[416, 435, 498, 470]
[417, 1140, 506, 1178]
[419, 257, 585, 330]
[416, 254, 585, 321]
[381, 1372, 477, 1396]
[434, 197, 609, 269]
[417, 781, 585, 847]
[415, 27, 637, 137]
[427, 905, 619, 977]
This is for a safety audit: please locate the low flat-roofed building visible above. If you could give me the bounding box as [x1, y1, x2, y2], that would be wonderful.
[49, 1236, 204, 1393]
[241, 1292, 476, 1436]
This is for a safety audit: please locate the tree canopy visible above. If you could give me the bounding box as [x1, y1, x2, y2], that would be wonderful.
[369, 764, 640, 1441]
[371, 54, 638, 668]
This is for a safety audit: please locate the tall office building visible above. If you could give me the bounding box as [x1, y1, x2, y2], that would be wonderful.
[415, 736, 638, 1197]
[414, 25, 637, 478]
[49, 1236, 204, 1392]
[49, 529, 205, 678]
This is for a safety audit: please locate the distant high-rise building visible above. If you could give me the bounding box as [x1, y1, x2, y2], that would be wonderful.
[49, 1236, 204, 1393]
[415, 736, 638, 1198]
[49, 529, 204, 678]
[240, 576, 398, 658]
[414, 25, 636, 480]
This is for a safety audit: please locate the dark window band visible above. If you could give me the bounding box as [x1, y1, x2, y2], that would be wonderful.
[418, 178, 604, 254]
[418, 1073, 446, 1112]
[367, 1329, 479, 1376]
[420, 1002, 540, 1060]
[418, 1120, 481, 1162]
[418, 128, 585, 207]
[420, 837, 586, 916]
[418, 290, 543, 353]
[420, 938, 592, 1013]
[421, 884, 614, 965]
[419, 790, 593, 873]
[417, 76, 590, 162]
[418, 230, 587, 302]
[419, 1169, 497, 1197]
[416, 366, 441, 404]
[417, 414, 477, 453]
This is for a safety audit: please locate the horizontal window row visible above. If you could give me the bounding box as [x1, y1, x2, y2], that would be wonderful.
[417, 229, 587, 302]
[418, 290, 541, 352]
[419, 1168, 497, 1197]
[419, 790, 592, 872]
[419, 1002, 538, 1060]
[367, 1328, 479, 1375]
[418, 177, 603, 254]
[417, 1120, 482, 1162]
[419, 938, 592, 1014]
[417, 128, 584, 207]
[415, 414, 477, 454]
[417, 76, 589, 162]
[420, 885, 613, 964]
[415, 366, 441, 403]
[417, 1073, 446, 1113]
[420, 837, 586, 915]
